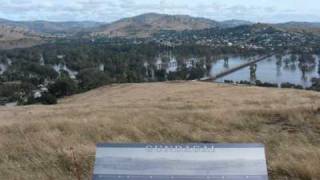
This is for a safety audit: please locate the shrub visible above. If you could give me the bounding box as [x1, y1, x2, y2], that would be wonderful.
[40, 93, 57, 105]
[310, 78, 320, 91]
[224, 80, 234, 84]
[49, 77, 77, 98]
[255, 80, 278, 88]
[77, 69, 111, 90]
[281, 82, 303, 89]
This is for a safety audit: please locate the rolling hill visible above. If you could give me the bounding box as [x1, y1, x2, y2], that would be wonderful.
[220, 19, 253, 28]
[91, 13, 219, 38]
[0, 81, 320, 179]
[0, 19, 103, 35]
[1, 13, 320, 48]
[90, 14, 320, 38]
[0, 19, 103, 49]
[0, 24, 44, 49]
[274, 22, 320, 35]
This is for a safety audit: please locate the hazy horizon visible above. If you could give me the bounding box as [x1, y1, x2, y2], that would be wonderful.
[1, 12, 320, 24]
[1, 0, 320, 23]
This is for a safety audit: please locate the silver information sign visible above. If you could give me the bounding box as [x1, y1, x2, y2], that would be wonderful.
[93, 143, 268, 180]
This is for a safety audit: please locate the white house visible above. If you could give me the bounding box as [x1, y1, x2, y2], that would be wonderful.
[33, 91, 42, 99]
[32, 84, 48, 99]
[38, 84, 48, 92]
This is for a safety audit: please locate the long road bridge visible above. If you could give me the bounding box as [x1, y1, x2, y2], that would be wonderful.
[200, 54, 274, 82]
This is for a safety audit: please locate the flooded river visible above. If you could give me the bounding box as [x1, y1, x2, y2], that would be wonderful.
[210, 55, 320, 88]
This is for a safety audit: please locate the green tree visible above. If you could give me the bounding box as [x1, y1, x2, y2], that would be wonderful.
[40, 93, 57, 105]
[77, 69, 111, 90]
[49, 77, 78, 98]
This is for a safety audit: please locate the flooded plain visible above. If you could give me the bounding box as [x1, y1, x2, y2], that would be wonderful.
[210, 55, 320, 88]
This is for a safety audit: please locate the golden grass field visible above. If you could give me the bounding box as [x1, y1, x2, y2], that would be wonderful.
[0, 81, 320, 180]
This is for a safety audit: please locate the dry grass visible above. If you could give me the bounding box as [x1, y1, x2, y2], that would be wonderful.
[0, 81, 320, 180]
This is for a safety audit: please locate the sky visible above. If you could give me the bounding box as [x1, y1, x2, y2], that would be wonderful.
[1, 0, 320, 23]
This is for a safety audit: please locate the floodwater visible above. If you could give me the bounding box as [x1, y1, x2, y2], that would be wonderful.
[53, 64, 78, 79]
[210, 55, 320, 88]
[0, 63, 7, 75]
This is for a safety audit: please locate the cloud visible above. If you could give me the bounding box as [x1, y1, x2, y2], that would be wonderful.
[0, 0, 319, 22]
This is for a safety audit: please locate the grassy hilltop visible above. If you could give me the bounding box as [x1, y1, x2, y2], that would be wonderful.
[0, 81, 320, 179]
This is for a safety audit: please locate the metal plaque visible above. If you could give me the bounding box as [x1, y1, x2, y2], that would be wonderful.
[93, 143, 268, 180]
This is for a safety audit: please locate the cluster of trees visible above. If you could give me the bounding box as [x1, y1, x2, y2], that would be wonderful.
[0, 83, 24, 104]
[163, 66, 207, 81]
[1, 40, 319, 106]
[1, 41, 239, 105]
[22, 92, 58, 105]
[15, 75, 78, 105]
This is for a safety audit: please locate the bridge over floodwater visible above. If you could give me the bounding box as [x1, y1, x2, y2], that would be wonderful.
[200, 54, 274, 82]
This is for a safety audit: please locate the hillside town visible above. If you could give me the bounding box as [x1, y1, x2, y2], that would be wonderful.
[151, 25, 320, 52]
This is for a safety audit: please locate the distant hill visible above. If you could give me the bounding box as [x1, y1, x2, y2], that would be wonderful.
[0, 24, 44, 49]
[0, 18, 10, 23]
[2, 13, 320, 48]
[220, 19, 253, 28]
[274, 22, 320, 34]
[0, 18, 103, 35]
[1, 14, 320, 38]
[17, 21, 103, 35]
[91, 13, 219, 38]
[0, 19, 103, 49]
